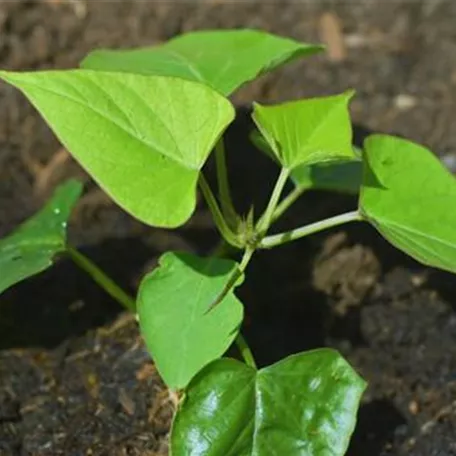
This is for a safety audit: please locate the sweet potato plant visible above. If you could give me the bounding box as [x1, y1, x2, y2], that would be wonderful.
[1, 29, 456, 455]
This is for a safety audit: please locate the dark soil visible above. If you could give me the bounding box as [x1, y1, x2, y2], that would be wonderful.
[1, 1, 456, 455]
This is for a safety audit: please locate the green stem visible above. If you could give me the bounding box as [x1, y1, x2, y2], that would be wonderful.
[257, 167, 290, 234]
[206, 247, 255, 312]
[260, 210, 363, 249]
[235, 332, 257, 369]
[199, 174, 241, 248]
[234, 248, 256, 368]
[67, 246, 136, 312]
[215, 137, 238, 227]
[238, 246, 255, 272]
[210, 245, 257, 368]
[272, 185, 308, 223]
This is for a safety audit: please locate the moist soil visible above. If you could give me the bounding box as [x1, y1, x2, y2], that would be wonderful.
[1, 2, 456, 455]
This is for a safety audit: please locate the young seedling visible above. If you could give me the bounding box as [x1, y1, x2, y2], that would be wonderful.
[1, 29, 456, 455]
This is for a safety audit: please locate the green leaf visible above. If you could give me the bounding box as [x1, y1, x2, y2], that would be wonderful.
[137, 252, 244, 390]
[360, 134, 456, 273]
[171, 349, 366, 456]
[252, 91, 356, 170]
[0, 70, 234, 228]
[250, 126, 363, 194]
[251, 128, 362, 194]
[291, 161, 362, 194]
[81, 29, 323, 96]
[0, 180, 82, 295]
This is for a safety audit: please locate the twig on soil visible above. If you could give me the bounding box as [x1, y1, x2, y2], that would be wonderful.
[98, 312, 137, 336]
[420, 399, 456, 434]
[34, 147, 70, 198]
[319, 12, 346, 62]
[401, 398, 456, 451]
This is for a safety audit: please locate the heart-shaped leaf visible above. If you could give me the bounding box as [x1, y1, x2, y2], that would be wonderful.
[171, 349, 366, 455]
[252, 91, 355, 170]
[137, 252, 244, 390]
[0, 180, 82, 295]
[81, 29, 323, 96]
[0, 70, 234, 228]
[360, 134, 456, 273]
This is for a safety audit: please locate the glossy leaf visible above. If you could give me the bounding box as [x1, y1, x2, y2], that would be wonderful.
[137, 252, 243, 390]
[360, 134, 456, 273]
[172, 349, 366, 455]
[0, 180, 82, 295]
[0, 70, 234, 228]
[81, 29, 323, 96]
[252, 91, 355, 170]
[251, 129, 362, 194]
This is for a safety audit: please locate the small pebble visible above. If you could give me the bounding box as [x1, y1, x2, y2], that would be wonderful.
[394, 94, 417, 111]
[441, 153, 456, 173]
[408, 400, 419, 415]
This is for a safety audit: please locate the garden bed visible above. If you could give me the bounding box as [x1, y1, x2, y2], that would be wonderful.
[1, 2, 456, 455]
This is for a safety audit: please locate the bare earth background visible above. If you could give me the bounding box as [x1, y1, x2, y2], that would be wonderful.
[1, 1, 456, 455]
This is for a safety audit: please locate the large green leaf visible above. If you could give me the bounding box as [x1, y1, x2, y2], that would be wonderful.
[360, 134, 456, 273]
[137, 252, 244, 390]
[252, 91, 355, 170]
[81, 29, 323, 96]
[0, 70, 234, 228]
[0, 180, 82, 295]
[251, 129, 362, 194]
[171, 349, 366, 456]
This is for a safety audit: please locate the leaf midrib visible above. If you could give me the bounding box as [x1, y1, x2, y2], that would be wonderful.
[0, 237, 62, 253]
[288, 93, 352, 169]
[163, 48, 206, 83]
[12, 78, 197, 171]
